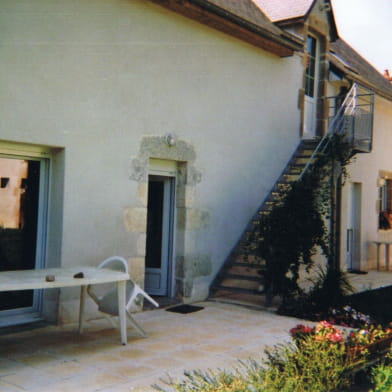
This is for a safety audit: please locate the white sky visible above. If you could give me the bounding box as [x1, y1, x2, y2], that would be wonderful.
[331, 0, 392, 75]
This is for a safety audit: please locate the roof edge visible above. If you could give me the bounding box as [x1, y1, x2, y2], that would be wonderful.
[195, 0, 303, 50]
[329, 52, 392, 102]
[149, 0, 302, 56]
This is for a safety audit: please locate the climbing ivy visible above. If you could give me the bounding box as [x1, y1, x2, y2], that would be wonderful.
[248, 134, 354, 301]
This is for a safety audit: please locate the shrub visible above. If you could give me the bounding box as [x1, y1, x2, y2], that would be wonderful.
[260, 336, 362, 392]
[155, 328, 364, 392]
[155, 321, 391, 392]
[278, 266, 358, 325]
[370, 352, 392, 392]
[154, 369, 251, 392]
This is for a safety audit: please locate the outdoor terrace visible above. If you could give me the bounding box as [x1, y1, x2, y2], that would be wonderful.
[0, 271, 391, 392]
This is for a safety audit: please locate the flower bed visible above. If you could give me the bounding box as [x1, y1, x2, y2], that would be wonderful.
[290, 321, 392, 361]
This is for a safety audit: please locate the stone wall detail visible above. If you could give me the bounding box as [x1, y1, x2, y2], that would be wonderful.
[126, 135, 210, 301]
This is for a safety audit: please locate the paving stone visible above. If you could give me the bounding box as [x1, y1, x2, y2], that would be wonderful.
[0, 283, 388, 392]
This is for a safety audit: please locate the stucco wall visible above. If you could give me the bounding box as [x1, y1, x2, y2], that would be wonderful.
[341, 95, 392, 270]
[0, 0, 302, 321]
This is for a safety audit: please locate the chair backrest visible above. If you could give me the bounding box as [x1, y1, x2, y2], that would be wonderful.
[98, 256, 129, 274]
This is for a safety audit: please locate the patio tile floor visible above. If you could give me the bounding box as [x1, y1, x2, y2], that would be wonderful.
[0, 301, 304, 392]
[0, 271, 390, 392]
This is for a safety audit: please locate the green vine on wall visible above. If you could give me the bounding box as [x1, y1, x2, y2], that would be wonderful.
[248, 134, 354, 301]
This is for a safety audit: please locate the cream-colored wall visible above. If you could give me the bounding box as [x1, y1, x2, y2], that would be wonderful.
[341, 95, 392, 270]
[0, 0, 302, 321]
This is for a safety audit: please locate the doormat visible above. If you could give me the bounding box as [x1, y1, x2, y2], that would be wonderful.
[166, 304, 204, 314]
[348, 269, 368, 275]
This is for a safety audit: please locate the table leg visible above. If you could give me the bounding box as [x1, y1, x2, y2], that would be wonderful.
[387, 244, 391, 271]
[117, 280, 127, 345]
[79, 285, 87, 334]
[376, 243, 381, 271]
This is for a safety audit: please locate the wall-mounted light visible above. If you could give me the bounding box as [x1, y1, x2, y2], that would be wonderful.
[378, 178, 386, 187]
[0, 177, 9, 188]
[164, 133, 177, 147]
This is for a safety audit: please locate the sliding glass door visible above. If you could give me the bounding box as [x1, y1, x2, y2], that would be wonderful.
[0, 156, 48, 325]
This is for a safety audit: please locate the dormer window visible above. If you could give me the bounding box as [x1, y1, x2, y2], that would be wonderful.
[303, 34, 320, 138]
[305, 35, 317, 98]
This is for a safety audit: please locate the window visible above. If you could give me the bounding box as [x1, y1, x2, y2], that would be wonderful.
[379, 178, 392, 229]
[305, 35, 317, 97]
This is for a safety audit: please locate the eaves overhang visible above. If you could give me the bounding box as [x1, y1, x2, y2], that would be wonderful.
[329, 55, 392, 102]
[149, 0, 302, 57]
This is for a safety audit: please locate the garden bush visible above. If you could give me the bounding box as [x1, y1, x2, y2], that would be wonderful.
[155, 322, 366, 392]
[370, 352, 392, 392]
[155, 321, 392, 392]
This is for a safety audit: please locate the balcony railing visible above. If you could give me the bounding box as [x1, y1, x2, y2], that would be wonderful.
[325, 84, 374, 153]
[298, 83, 374, 180]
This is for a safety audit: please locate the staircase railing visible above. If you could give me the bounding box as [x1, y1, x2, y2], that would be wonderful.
[298, 83, 374, 181]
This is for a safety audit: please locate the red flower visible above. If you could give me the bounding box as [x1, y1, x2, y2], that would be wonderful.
[290, 324, 311, 335]
[326, 332, 343, 342]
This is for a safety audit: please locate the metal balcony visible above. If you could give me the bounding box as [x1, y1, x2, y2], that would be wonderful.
[325, 84, 374, 153]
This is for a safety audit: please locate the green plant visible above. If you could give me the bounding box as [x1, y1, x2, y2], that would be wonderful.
[309, 267, 354, 307]
[290, 320, 344, 344]
[260, 337, 362, 392]
[278, 266, 355, 321]
[154, 368, 252, 392]
[370, 352, 392, 392]
[154, 325, 364, 392]
[348, 326, 392, 348]
[247, 134, 354, 300]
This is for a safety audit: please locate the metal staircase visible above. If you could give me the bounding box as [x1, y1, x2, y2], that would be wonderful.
[209, 139, 319, 308]
[210, 83, 374, 309]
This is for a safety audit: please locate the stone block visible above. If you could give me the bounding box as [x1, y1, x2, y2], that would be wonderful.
[123, 207, 147, 232]
[137, 182, 148, 207]
[128, 257, 145, 285]
[136, 233, 146, 256]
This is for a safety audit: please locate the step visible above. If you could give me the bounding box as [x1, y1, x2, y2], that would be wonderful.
[227, 267, 265, 279]
[232, 254, 265, 264]
[219, 277, 261, 290]
[258, 209, 271, 215]
[282, 173, 299, 179]
[212, 285, 264, 295]
[301, 140, 319, 146]
[287, 164, 305, 170]
[231, 261, 266, 270]
[224, 273, 262, 282]
[276, 181, 292, 186]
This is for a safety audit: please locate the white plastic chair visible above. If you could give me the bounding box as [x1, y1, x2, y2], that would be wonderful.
[87, 256, 159, 337]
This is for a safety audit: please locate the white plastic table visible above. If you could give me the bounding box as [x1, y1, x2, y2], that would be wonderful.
[0, 266, 130, 344]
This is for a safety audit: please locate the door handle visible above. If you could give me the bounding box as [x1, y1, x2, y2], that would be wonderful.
[347, 229, 353, 252]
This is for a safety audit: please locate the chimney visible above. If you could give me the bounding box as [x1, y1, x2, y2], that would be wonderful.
[383, 69, 392, 82]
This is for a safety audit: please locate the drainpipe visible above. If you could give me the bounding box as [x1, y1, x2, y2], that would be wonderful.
[335, 174, 342, 270]
[329, 156, 342, 271]
[329, 159, 336, 270]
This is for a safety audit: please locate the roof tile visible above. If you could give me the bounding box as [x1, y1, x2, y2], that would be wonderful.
[252, 0, 314, 22]
[204, 0, 284, 35]
[330, 39, 392, 100]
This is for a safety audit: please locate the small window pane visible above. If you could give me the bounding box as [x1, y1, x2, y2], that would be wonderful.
[379, 179, 392, 229]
